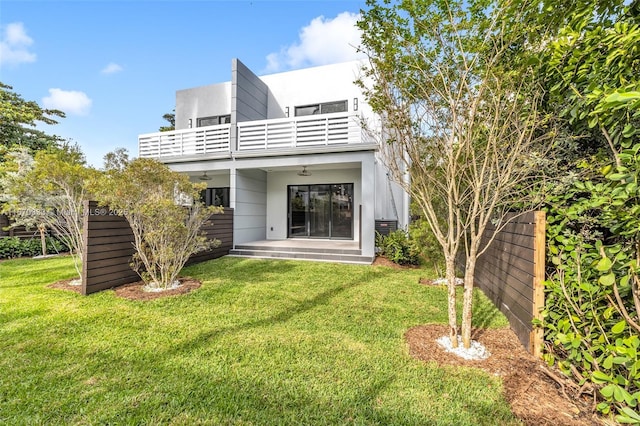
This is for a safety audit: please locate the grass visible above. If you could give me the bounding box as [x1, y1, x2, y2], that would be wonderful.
[0, 255, 514, 425]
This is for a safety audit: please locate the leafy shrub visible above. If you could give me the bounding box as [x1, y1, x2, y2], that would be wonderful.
[376, 229, 420, 265]
[543, 149, 640, 421]
[0, 236, 69, 259]
[408, 218, 444, 275]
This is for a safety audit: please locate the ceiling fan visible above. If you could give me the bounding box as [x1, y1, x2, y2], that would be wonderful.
[297, 166, 312, 176]
[199, 171, 212, 181]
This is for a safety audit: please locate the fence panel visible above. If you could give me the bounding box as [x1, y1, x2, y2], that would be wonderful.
[81, 201, 233, 295]
[0, 214, 34, 238]
[474, 211, 545, 357]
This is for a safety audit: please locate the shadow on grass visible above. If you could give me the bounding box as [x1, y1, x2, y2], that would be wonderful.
[167, 264, 399, 356]
[121, 359, 401, 425]
[169, 281, 361, 354]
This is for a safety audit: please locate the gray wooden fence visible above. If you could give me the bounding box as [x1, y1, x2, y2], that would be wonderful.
[81, 201, 233, 295]
[474, 211, 545, 357]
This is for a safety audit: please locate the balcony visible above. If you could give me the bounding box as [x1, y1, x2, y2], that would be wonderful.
[139, 124, 231, 158]
[237, 113, 365, 151]
[138, 113, 372, 159]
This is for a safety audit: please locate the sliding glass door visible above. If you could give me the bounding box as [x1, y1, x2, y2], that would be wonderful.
[289, 186, 309, 237]
[331, 184, 353, 238]
[288, 184, 353, 239]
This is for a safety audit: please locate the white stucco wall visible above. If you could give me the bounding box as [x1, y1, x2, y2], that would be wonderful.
[259, 60, 373, 120]
[175, 82, 232, 130]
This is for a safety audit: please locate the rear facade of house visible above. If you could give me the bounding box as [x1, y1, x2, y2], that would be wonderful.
[138, 59, 408, 263]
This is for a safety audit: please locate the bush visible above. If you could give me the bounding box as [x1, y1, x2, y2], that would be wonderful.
[543, 152, 640, 421]
[375, 229, 420, 265]
[408, 218, 445, 275]
[0, 236, 69, 259]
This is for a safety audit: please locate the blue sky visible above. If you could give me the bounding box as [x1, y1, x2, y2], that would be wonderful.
[1, 0, 366, 166]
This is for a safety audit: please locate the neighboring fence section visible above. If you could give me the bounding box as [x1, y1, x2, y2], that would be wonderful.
[474, 211, 545, 357]
[81, 201, 233, 296]
[0, 214, 8, 236]
[0, 214, 34, 238]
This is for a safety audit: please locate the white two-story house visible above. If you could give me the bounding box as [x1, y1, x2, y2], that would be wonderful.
[138, 59, 409, 263]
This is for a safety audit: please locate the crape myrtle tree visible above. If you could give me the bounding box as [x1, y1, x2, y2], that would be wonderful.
[357, 0, 553, 348]
[0, 143, 97, 279]
[97, 157, 222, 291]
[0, 148, 49, 256]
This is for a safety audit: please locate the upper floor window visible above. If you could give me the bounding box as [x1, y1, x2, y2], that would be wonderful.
[295, 100, 347, 117]
[197, 115, 231, 127]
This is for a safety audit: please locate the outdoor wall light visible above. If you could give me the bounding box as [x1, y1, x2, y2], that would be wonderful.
[188, 119, 192, 128]
[285, 107, 290, 118]
[354, 98, 359, 111]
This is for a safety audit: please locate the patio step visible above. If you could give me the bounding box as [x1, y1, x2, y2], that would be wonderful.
[228, 247, 374, 265]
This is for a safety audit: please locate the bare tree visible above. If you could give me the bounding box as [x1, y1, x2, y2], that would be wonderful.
[1, 144, 97, 279]
[358, 0, 552, 348]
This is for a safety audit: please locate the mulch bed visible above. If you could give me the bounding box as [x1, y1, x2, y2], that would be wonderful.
[375, 255, 606, 425]
[47, 277, 202, 300]
[406, 324, 607, 425]
[113, 277, 201, 300]
[47, 278, 83, 293]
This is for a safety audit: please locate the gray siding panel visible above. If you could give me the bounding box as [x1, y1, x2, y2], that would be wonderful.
[234, 169, 267, 244]
[232, 59, 268, 123]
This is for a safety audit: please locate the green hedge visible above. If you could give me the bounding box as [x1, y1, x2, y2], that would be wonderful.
[0, 237, 69, 259]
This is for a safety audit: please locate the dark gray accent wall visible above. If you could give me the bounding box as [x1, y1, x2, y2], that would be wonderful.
[231, 59, 268, 123]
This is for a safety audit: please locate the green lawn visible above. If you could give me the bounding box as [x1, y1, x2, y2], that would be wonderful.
[0, 256, 516, 425]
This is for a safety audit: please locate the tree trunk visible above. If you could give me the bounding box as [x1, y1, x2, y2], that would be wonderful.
[38, 224, 47, 257]
[461, 256, 477, 348]
[446, 256, 458, 347]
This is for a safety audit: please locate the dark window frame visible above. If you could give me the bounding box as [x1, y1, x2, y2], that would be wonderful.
[197, 115, 231, 127]
[294, 100, 347, 117]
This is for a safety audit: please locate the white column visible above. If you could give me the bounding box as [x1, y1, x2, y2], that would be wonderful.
[361, 155, 376, 258]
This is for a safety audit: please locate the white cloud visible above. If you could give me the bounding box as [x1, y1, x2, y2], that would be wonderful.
[101, 62, 123, 74]
[265, 12, 364, 73]
[0, 22, 36, 67]
[42, 88, 92, 116]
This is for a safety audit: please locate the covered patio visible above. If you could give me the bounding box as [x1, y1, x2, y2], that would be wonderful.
[229, 238, 373, 264]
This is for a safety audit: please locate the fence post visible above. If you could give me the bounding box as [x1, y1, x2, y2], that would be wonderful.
[531, 210, 546, 358]
[81, 200, 90, 296]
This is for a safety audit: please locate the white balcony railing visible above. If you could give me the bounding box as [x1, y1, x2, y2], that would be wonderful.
[138, 124, 231, 158]
[138, 113, 370, 158]
[237, 113, 363, 151]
